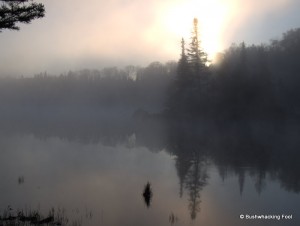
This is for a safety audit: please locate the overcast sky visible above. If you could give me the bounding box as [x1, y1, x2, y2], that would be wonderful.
[0, 0, 300, 76]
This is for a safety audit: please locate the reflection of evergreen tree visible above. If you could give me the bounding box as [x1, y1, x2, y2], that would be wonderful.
[274, 153, 300, 193]
[217, 165, 228, 182]
[167, 124, 209, 219]
[168, 125, 195, 198]
[184, 152, 208, 220]
[238, 168, 246, 196]
[175, 149, 193, 197]
[254, 170, 266, 195]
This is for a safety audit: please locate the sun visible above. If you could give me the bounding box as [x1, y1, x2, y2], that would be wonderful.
[162, 0, 236, 61]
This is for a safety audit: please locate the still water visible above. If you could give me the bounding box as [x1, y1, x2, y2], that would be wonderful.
[0, 120, 299, 226]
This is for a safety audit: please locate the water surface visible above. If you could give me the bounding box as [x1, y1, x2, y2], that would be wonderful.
[0, 119, 299, 226]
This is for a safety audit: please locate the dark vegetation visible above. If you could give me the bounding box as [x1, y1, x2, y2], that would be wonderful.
[167, 22, 300, 126]
[0, 206, 85, 226]
[0, 0, 45, 32]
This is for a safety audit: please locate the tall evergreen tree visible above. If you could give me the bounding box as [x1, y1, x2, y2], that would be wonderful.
[187, 18, 207, 76]
[178, 38, 188, 72]
[165, 38, 187, 115]
[165, 18, 210, 117]
[176, 38, 191, 86]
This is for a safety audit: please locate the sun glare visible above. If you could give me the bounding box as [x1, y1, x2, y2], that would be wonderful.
[163, 0, 236, 61]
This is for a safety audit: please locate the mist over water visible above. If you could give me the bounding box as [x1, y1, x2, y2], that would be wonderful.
[1, 4, 300, 224]
[0, 108, 299, 226]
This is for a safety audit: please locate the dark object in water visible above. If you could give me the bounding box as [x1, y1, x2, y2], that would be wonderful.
[18, 176, 25, 184]
[142, 182, 153, 207]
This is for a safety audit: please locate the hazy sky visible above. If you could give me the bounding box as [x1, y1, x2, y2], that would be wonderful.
[0, 0, 300, 76]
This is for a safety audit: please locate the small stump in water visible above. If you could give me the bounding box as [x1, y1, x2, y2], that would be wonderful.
[142, 182, 153, 208]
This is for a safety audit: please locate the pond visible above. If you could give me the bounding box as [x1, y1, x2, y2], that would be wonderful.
[0, 117, 299, 226]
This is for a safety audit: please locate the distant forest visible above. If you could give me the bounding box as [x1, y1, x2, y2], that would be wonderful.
[1, 24, 300, 126]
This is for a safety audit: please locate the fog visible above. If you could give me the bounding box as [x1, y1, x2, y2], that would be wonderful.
[1, 1, 300, 225]
[1, 0, 300, 76]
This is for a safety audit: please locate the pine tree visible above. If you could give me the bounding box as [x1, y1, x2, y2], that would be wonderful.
[178, 38, 188, 73]
[187, 18, 208, 76]
[165, 18, 210, 117]
[0, 0, 45, 32]
[177, 38, 191, 86]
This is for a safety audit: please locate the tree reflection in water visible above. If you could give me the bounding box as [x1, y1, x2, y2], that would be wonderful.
[167, 123, 210, 220]
[185, 153, 208, 220]
[165, 118, 300, 220]
[0, 114, 299, 221]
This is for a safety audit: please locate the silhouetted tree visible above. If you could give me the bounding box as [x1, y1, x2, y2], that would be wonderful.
[0, 0, 45, 32]
[165, 18, 213, 119]
[165, 38, 191, 116]
[239, 42, 247, 72]
[177, 38, 190, 85]
[187, 18, 208, 76]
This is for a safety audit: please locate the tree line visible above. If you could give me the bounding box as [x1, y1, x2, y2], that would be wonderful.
[0, 62, 176, 113]
[1, 15, 300, 126]
[166, 20, 300, 125]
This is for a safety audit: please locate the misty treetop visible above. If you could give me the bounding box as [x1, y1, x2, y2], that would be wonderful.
[0, 0, 45, 32]
[187, 18, 208, 75]
[176, 18, 209, 81]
